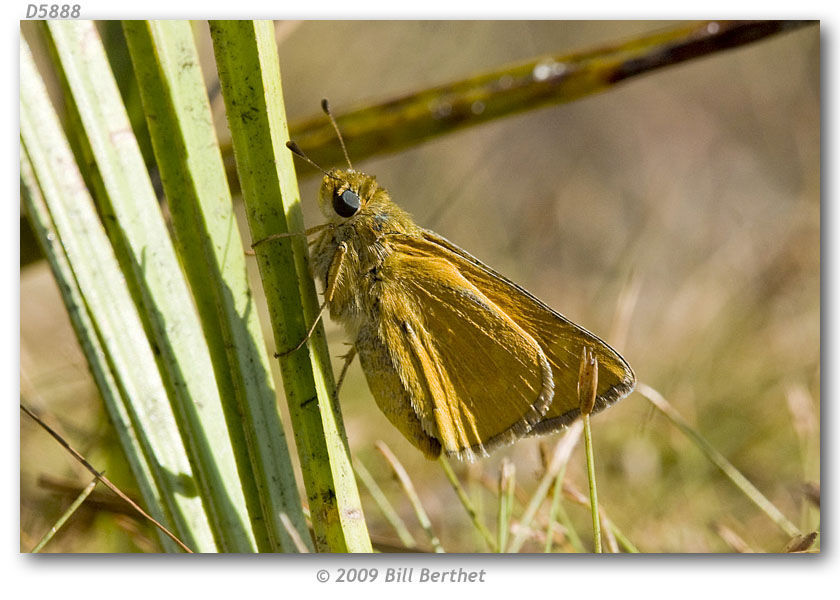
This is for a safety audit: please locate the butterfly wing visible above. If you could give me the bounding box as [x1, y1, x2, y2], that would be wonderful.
[365, 248, 555, 460]
[389, 231, 636, 436]
[355, 328, 443, 459]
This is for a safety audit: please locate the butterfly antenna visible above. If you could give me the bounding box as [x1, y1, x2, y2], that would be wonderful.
[321, 98, 353, 170]
[286, 141, 341, 181]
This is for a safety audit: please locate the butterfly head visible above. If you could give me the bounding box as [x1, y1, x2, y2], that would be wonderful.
[318, 168, 383, 223]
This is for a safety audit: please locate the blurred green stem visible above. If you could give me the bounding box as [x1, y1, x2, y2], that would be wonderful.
[508, 423, 582, 552]
[497, 459, 515, 553]
[544, 462, 584, 553]
[583, 415, 602, 553]
[354, 458, 417, 549]
[31, 478, 98, 553]
[439, 456, 497, 551]
[638, 382, 802, 539]
[279, 20, 814, 173]
[376, 442, 444, 553]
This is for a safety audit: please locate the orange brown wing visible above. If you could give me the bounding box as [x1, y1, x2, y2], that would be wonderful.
[389, 231, 636, 435]
[372, 250, 554, 460]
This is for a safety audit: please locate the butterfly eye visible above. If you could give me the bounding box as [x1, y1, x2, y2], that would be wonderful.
[333, 189, 362, 218]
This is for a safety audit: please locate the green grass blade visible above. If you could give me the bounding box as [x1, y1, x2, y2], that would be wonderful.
[561, 480, 638, 552]
[353, 458, 418, 549]
[20, 39, 215, 552]
[497, 459, 515, 553]
[209, 19, 370, 553]
[439, 457, 496, 551]
[582, 415, 602, 553]
[638, 382, 802, 539]
[544, 462, 584, 553]
[376, 442, 444, 553]
[508, 422, 582, 553]
[607, 520, 639, 553]
[121, 19, 310, 553]
[31, 477, 98, 553]
[45, 20, 256, 552]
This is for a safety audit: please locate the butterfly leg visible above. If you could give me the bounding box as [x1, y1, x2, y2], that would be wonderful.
[335, 346, 357, 398]
[250, 223, 330, 250]
[276, 242, 347, 357]
[246, 234, 322, 256]
[299, 345, 356, 409]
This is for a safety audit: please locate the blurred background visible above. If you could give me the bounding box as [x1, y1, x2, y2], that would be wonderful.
[20, 21, 819, 552]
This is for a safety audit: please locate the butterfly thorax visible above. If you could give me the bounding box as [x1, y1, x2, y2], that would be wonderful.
[311, 169, 422, 339]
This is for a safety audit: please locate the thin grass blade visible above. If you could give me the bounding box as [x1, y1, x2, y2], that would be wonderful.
[354, 458, 417, 549]
[507, 422, 582, 552]
[497, 459, 515, 553]
[638, 382, 802, 539]
[376, 442, 444, 553]
[31, 477, 98, 553]
[439, 457, 496, 551]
